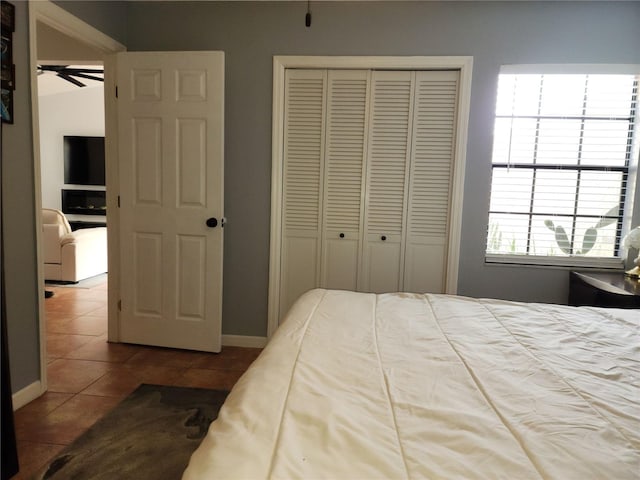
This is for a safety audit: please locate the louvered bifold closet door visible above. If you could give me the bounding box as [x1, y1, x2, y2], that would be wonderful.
[280, 69, 327, 318]
[360, 71, 414, 293]
[404, 70, 459, 293]
[321, 70, 370, 290]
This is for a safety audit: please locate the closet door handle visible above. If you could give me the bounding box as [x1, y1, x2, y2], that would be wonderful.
[381, 235, 387, 241]
[339, 233, 345, 238]
[206, 217, 218, 228]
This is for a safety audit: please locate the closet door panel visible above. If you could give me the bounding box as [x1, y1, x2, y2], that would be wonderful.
[404, 70, 459, 293]
[281, 69, 326, 316]
[321, 70, 369, 290]
[364, 236, 403, 293]
[404, 241, 446, 293]
[281, 234, 320, 316]
[324, 233, 359, 290]
[360, 71, 414, 292]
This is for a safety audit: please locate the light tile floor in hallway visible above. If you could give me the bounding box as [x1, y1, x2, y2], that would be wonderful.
[12, 276, 261, 479]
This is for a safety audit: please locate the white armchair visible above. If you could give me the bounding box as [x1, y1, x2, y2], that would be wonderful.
[42, 208, 108, 283]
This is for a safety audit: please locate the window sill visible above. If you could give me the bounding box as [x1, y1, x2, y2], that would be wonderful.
[484, 254, 625, 270]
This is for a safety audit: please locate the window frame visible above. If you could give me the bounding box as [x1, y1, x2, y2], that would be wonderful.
[485, 64, 640, 269]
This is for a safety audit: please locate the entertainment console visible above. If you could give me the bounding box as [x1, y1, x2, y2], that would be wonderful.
[61, 189, 106, 216]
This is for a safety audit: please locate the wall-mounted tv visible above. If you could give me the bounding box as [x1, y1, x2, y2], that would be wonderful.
[63, 135, 106, 186]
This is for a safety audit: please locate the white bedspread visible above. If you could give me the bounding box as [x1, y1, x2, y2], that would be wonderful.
[183, 289, 640, 479]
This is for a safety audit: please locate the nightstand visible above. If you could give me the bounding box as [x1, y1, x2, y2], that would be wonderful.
[569, 271, 640, 309]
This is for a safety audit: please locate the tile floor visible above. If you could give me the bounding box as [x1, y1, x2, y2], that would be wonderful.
[12, 276, 262, 479]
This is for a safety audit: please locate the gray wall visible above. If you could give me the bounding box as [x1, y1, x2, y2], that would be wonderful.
[5, 1, 640, 392]
[52, 1, 128, 45]
[3, 0, 40, 393]
[123, 1, 640, 335]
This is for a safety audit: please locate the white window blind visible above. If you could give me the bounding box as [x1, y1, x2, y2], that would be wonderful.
[486, 72, 639, 267]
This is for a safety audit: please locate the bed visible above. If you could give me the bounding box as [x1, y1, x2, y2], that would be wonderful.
[183, 289, 639, 479]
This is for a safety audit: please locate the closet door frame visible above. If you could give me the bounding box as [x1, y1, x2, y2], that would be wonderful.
[268, 56, 473, 337]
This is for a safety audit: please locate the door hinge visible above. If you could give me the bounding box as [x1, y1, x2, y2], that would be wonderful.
[115, 86, 118, 98]
[117, 195, 120, 208]
[118, 300, 122, 311]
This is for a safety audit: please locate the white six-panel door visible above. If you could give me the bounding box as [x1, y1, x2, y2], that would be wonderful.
[117, 51, 224, 352]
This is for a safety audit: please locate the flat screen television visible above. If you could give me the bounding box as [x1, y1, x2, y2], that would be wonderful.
[63, 135, 106, 186]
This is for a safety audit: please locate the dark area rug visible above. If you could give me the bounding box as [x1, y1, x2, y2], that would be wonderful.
[36, 384, 228, 480]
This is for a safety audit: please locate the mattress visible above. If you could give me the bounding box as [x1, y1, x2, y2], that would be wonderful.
[183, 289, 640, 479]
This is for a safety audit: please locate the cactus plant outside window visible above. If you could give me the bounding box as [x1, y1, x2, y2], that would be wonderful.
[544, 206, 619, 256]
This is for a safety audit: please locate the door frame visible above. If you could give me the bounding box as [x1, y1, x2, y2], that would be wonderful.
[267, 56, 473, 337]
[28, 0, 125, 402]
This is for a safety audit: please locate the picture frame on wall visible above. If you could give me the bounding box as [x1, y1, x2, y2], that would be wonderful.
[1, 87, 12, 124]
[1, 1, 15, 32]
[1, 0, 14, 124]
[1, 33, 14, 90]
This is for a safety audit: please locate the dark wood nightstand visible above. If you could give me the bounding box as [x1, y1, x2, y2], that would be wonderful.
[569, 271, 640, 309]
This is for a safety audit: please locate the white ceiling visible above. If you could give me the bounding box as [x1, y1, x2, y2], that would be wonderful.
[37, 19, 104, 97]
[37, 66, 104, 97]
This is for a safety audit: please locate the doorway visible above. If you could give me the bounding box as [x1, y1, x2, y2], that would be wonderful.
[29, 0, 124, 400]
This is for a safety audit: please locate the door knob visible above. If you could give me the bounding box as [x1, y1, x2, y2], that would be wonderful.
[381, 235, 387, 241]
[206, 217, 218, 228]
[339, 233, 345, 238]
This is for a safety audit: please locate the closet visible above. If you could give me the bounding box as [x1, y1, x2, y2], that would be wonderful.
[278, 67, 460, 319]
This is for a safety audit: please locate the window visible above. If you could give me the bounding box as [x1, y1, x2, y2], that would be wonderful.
[486, 68, 639, 267]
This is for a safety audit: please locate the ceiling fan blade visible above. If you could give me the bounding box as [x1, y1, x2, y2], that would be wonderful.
[70, 72, 104, 82]
[65, 68, 104, 74]
[56, 73, 86, 88]
[39, 65, 68, 73]
[38, 65, 105, 87]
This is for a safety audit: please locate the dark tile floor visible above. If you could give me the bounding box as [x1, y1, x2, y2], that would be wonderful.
[12, 276, 261, 479]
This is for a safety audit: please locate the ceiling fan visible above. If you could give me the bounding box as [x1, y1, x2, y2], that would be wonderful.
[37, 65, 104, 88]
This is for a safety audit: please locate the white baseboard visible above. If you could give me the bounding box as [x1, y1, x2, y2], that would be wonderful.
[221, 334, 268, 348]
[12, 380, 44, 410]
